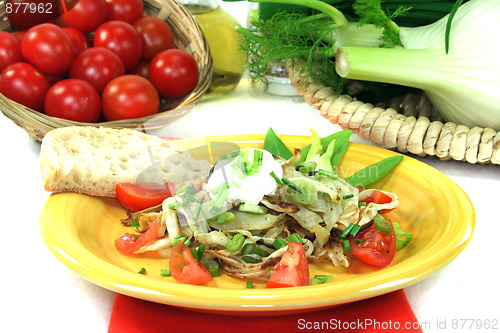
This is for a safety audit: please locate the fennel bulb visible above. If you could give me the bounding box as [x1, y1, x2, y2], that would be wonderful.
[336, 0, 500, 130]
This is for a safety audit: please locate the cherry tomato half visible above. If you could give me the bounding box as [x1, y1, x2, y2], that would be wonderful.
[149, 49, 198, 99]
[133, 16, 175, 62]
[266, 242, 310, 288]
[0, 62, 51, 111]
[102, 74, 159, 121]
[21, 23, 76, 75]
[70, 47, 125, 93]
[115, 182, 173, 212]
[359, 189, 395, 214]
[44, 79, 101, 122]
[169, 242, 213, 285]
[115, 220, 161, 255]
[94, 20, 142, 70]
[348, 224, 396, 267]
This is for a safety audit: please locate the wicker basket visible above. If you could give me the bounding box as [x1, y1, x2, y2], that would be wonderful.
[288, 68, 500, 166]
[0, 0, 213, 142]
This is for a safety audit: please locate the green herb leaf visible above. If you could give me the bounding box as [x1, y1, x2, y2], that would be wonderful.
[344, 155, 404, 187]
[263, 127, 293, 159]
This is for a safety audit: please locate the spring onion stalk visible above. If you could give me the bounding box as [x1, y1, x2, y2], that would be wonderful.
[336, 0, 500, 129]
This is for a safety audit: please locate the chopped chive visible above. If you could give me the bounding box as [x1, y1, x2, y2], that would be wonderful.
[269, 171, 283, 185]
[355, 238, 363, 244]
[231, 179, 241, 188]
[167, 203, 178, 210]
[342, 193, 354, 200]
[349, 224, 361, 238]
[281, 177, 301, 192]
[374, 215, 392, 234]
[184, 239, 191, 247]
[241, 255, 261, 263]
[138, 267, 146, 275]
[285, 233, 303, 243]
[358, 202, 367, 207]
[175, 183, 189, 194]
[220, 150, 241, 161]
[225, 234, 245, 253]
[209, 182, 229, 195]
[253, 149, 263, 166]
[173, 236, 186, 247]
[131, 221, 140, 227]
[273, 237, 287, 249]
[241, 243, 256, 255]
[161, 269, 171, 276]
[192, 203, 202, 221]
[211, 186, 229, 214]
[246, 281, 253, 289]
[310, 274, 333, 285]
[201, 258, 220, 277]
[132, 235, 138, 241]
[343, 239, 351, 253]
[318, 169, 339, 179]
[340, 223, 354, 239]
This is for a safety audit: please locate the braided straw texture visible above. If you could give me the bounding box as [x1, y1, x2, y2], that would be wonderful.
[288, 69, 500, 166]
[0, 0, 213, 142]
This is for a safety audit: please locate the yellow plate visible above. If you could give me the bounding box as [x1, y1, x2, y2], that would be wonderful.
[39, 134, 475, 315]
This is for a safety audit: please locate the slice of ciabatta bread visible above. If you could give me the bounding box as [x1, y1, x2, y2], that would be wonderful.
[40, 126, 211, 197]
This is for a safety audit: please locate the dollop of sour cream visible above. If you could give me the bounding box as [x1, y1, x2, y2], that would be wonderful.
[205, 148, 283, 205]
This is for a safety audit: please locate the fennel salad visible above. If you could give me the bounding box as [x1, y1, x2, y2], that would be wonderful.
[114, 129, 412, 287]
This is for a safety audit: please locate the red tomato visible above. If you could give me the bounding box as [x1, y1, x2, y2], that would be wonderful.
[0, 31, 23, 72]
[128, 61, 150, 79]
[70, 47, 125, 93]
[44, 79, 101, 122]
[102, 75, 159, 121]
[133, 16, 175, 62]
[94, 20, 142, 70]
[59, 0, 109, 34]
[105, 0, 143, 23]
[12, 30, 26, 41]
[0, 62, 51, 111]
[348, 224, 396, 267]
[115, 220, 161, 255]
[359, 189, 395, 214]
[149, 49, 198, 98]
[115, 182, 173, 212]
[21, 23, 76, 75]
[169, 242, 213, 285]
[6, 0, 59, 31]
[266, 242, 309, 288]
[62, 27, 90, 54]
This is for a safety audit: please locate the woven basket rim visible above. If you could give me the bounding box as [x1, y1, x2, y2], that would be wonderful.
[0, 0, 213, 141]
[287, 66, 500, 166]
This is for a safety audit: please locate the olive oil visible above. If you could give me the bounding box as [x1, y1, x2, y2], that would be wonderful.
[182, 1, 246, 96]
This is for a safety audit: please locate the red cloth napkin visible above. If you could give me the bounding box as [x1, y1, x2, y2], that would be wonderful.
[108, 289, 422, 333]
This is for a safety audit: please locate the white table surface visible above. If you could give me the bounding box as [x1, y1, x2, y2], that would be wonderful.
[2, 2, 500, 332]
